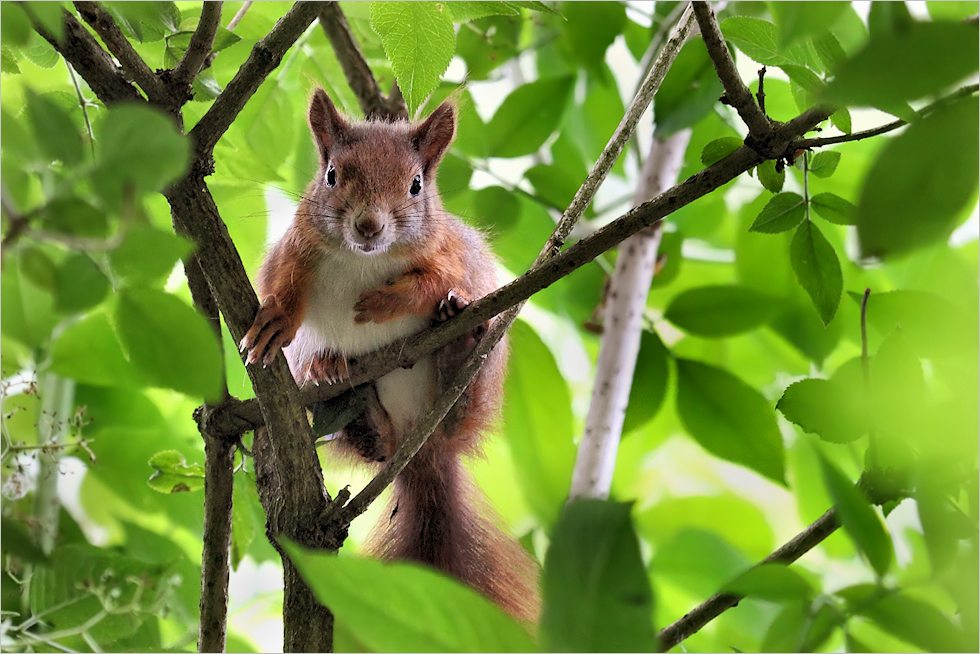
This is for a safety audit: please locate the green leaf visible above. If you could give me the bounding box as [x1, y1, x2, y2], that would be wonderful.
[445, 2, 520, 22]
[22, 1, 65, 42]
[831, 107, 852, 134]
[559, 2, 626, 76]
[857, 592, 969, 652]
[622, 329, 670, 434]
[750, 192, 806, 233]
[761, 600, 810, 652]
[41, 197, 109, 237]
[701, 137, 743, 166]
[790, 220, 842, 325]
[283, 540, 535, 653]
[115, 287, 223, 399]
[93, 104, 190, 202]
[776, 376, 867, 444]
[654, 39, 725, 137]
[769, 2, 848, 47]
[486, 76, 574, 158]
[50, 313, 141, 388]
[817, 453, 892, 576]
[724, 563, 814, 601]
[18, 245, 57, 291]
[854, 290, 977, 361]
[1, 3, 31, 46]
[147, 450, 205, 493]
[757, 159, 785, 193]
[210, 25, 241, 52]
[103, 2, 180, 42]
[927, 1, 980, 21]
[721, 16, 809, 66]
[26, 88, 83, 166]
[826, 22, 979, 106]
[468, 185, 521, 232]
[857, 96, 979, 259]
[664, 285, 782, 337]
[0, 516, 49, 564]
[231, 475, 254, 571]
[22, 38, 59, 69]
[810, 192, 855, 225]
[55, 253, 109, 314]
[541, 499, 656, 653]
[371, 2, 455, 113]
[108, 226, 193, 285]
[812, 32, 847, 71]
[808, 151, 840, 178]
[503, 321, 576, 527]
[782, 64, 825, 111]
[675, 358, 786, 485]
[1, 46, 21, 74]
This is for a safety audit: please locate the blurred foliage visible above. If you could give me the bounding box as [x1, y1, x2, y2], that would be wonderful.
[1, 1, 978, 652]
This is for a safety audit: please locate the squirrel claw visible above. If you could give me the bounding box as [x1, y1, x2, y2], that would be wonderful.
[437, 289, 468, 322]
[303, 350, 350, 386]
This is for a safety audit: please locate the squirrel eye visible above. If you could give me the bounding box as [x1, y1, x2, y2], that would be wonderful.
[410, 174, 422, 197]
[326, 164, 337, 187]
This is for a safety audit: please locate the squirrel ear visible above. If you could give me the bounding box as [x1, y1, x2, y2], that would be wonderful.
[309, 89, 348, 163]
[412, 101, 456, 173]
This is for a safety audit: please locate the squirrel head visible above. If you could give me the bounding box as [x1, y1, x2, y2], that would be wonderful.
[306, 89, 456, 256]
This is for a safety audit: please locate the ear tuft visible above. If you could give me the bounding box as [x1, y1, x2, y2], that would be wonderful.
[309, 89, 349, 164]
[412, 101, 456, 173]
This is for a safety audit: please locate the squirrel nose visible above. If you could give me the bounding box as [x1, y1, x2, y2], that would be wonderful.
[355, 216, 384, 239]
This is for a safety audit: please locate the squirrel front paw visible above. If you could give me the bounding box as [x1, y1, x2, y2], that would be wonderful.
[240, 296, 299, 366]
[354, 286, 410, 324]
[302, 350, 350, 386]
[436, 289, 469, 322]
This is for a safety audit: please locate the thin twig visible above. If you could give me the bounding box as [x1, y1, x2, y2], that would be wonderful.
[658, 508, 841, 650]
[335, 3, 702, 523]
[796, 83, 980, 149]
[691, 1, 772, 138]
[189, 1, 322, 157]
[74, 1, 172, 105]
[227, 1, 252, 30]
[172, 1, 223, 90]
[318, 2, 406, 120]
[756, 66, 767, 116]
[65, 59, 96, 159]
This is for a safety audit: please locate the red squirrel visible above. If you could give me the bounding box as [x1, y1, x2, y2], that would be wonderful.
[240, 89, 539, 622]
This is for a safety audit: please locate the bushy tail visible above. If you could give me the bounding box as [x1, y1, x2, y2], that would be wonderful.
[368, 450, 540, 623]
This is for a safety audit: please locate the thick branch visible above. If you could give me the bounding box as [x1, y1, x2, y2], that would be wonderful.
[318, 2, 407, 121]
[211, 105, 832, 439]
[570, 129, 691, 500]
[74, 2, 172, 105]
[330, 5, 708, 524]
[30, 7, 143, 105]
[658, 508, 840, 650]
[190, 1, 321, 157]
[691, 1, 772, 138]
[796, 83, 980, 149]
[172, 1, 223, 90]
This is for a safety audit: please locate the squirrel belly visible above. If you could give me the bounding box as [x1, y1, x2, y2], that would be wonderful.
[283, 248, 436, 434]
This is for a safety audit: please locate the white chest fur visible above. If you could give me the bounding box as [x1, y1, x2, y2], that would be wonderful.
[284, 250, 435, 433]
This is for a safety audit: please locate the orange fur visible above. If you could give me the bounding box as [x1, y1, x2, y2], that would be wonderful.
[242, 90, 540, 622]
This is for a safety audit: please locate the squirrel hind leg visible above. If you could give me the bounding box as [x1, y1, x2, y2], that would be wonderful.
[335, 384, 397, 463]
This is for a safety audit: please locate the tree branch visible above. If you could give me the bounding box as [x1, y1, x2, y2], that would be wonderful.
[330, 3, 706, 525]
[29, 7, 143, 105]
[172, 1, 223, 90]
[73, 2, 172, 106]
[189, 1, 321, 158]
[318, 2, 407, 120]
[658, 507, 841, 650]
[796, 83, 980, 149]
[570, 129, 691, 500]
[209, 102, 832, 439]
[691, 1, 772, 139]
